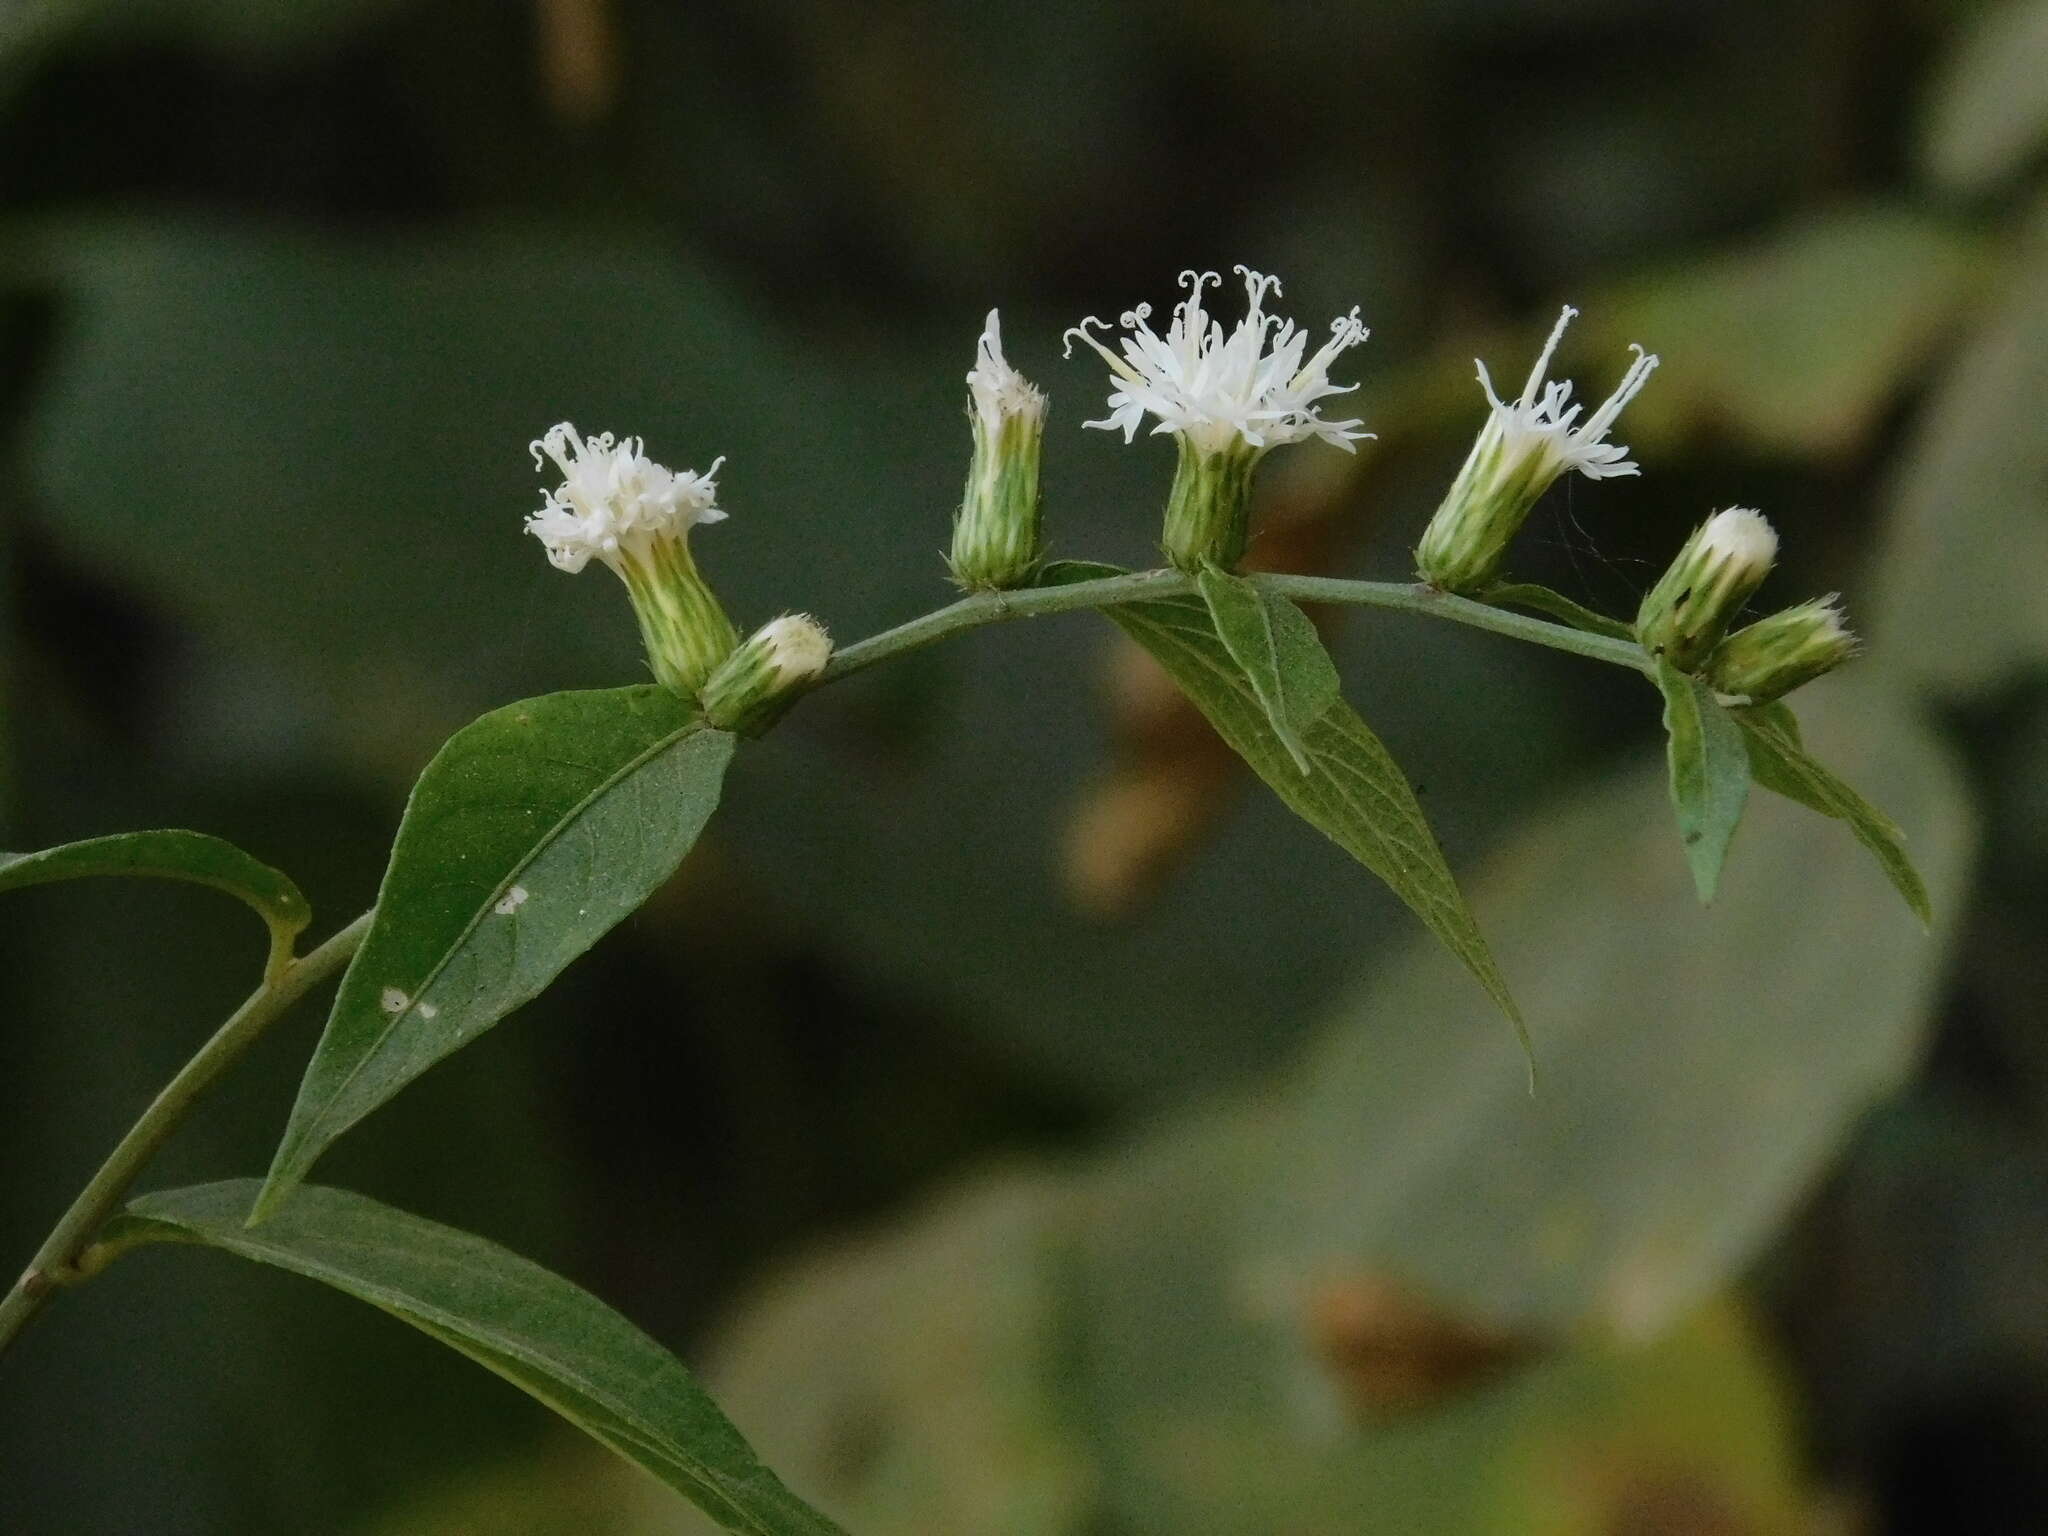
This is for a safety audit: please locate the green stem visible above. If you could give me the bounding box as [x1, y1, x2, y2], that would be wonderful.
[822, 569, 1194, 680]
[821, 568, 1651, 683]
[1258, 575, 1654, 673]
[0, 910, 372, 1362]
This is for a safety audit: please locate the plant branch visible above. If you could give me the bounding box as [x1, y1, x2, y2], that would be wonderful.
[0, 910, 372, 1362]
[820, 567, 1651, 683]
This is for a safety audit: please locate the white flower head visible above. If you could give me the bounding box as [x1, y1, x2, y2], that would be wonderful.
[526, 422, 727, 575]
[1474, 305, 1659, 483]
[1063, 267, 1372, 459]
[1414, 305, 1659, 592]
[967, 309, 1045, 431]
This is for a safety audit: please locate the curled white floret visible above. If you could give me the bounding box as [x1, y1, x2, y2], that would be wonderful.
[967, 310, 1045, 429]
[526, 422, 726, 575]
[1474, 306, 1658, 482]
[1063, 267, 1371, 457]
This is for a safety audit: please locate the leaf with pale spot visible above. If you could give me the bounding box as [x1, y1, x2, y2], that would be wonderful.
[257, 687, 735, 1219]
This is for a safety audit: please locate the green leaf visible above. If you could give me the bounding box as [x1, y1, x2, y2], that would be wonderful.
[1735, 701, 1930, 926]
[1247, 680, 1972, 1345]
[1593, 204, 1983, 460]
[107, 1182, 847, 1536]
[258, 688, 735, 1219]
[1920, 0, 2048, 192]
[0, 829, 310, 977]
[1479, 583, 1635, 642]
[1869, 246, 2048, 696]
[1044, 565, 1524, 1059]
[1195, 564, 1341, 774]
[1651, 660, 1752, 903]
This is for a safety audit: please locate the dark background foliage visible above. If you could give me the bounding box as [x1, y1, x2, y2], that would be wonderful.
[1, 1, 2044, 1531]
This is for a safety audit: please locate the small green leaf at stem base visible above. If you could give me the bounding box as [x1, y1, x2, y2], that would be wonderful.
[0, 830, 311, 982]
[256, 688, 735, 1220]
[1735, 700, 1931, 926]
[1196, 563, 1341, 774]
[1652, 659, 1753, 904]
[108, 1182, 848, 1536]
[1479, 582, 1637, 642]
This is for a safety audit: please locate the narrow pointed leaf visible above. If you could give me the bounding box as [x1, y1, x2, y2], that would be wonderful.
[0, 829, 310, 973]
[1196, 564, 1341, 773]
[108, 1182, 847, 1536]
[1046, 565, 1523, 1058]
[258, 687, 735, 1219]
[1479, 582, 1636, 641]
[1735, 700, 1930, 925]
[1652, 660, 1753, 903]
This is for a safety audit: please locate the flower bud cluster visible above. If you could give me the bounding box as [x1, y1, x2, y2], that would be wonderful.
[523, 270, 1859, 733]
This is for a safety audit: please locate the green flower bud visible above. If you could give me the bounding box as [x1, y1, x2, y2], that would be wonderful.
[701, 613, 832, 735]
[526, 422, 739, 693]
[1636, 508, 1778, 673]
[949, 310, 1047, 590]
[1415, 306, 1657, 593]
[1707, 597, 1858, 702]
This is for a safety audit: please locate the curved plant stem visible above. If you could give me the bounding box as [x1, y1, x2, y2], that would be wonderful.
[0, 566, 1640, 1362]
[1258, 575, 1652, 673]
[0, 910, 372, 1362]
[822, 567, 1650, 683]
[821, 569, 1193, 680]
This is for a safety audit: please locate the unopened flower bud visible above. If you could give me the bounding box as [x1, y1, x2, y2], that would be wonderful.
[1636, 508, 1778, 672]
[950, 310, 1047, 590]
[1707, 597, 1858, 702]
[526, 423, 739, 693]
[701, 613, 832, 734]
[1415, 306, 1657, 593]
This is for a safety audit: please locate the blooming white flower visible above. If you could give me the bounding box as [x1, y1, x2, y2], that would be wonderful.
[1638, 507, 1780, 671]
[526, 423, 727, 575]
[1415, 305, 1658, 592]
[525, 422, 738, 692]
[1474, 305, 1657, 484]
[1063, 267, 1371, 459]
[953, 310, 1047, 589]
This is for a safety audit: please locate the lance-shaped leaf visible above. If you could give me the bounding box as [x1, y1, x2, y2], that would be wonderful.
[1736, 700, 1931, 926]
[1042, 564, 1523, 1059]
[1479, 582, 1636, 641]
[258, 687, 735, 1220]
[1195, 564, 1341, 774]
[0, 829, 310, 979]
[1652, 660, 1753, 903]
[108, 1182, 847, 1536]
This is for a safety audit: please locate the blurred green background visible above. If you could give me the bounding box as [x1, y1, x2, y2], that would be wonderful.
[1, 0, 2045, 1531]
